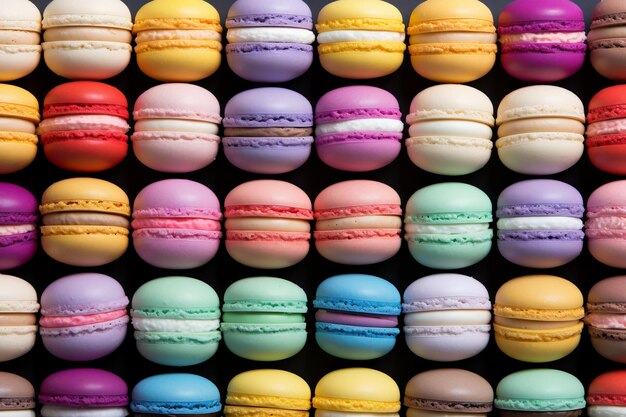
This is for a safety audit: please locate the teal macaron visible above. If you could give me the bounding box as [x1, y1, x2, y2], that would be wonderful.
[404, 182, 493, 269]
[221, 276, 307, 361]
[130, 276, 221, 366]
[495, 369, 586, 416]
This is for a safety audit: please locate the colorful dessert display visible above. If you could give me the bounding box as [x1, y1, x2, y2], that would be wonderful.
[132, 83, 221, 173]
[586, 180, 626, 268]
[589, 0, 626, 81]
[224, 370, 311, 417]
[39, 273, 129, 361]
[404, 369, 493, 416]
[493, 275, 584, 363]
[495, 85, 585, 175]
[0, 0, 41, 82]
[133, 0, 222, 82]
[40, 81, 129, 172]
[313, 274, 401, 360]
[131, 374, 221, 416]
[225, 0, 314, 82]
[131, 276, 221, 366]
[39, 369, 128, 417]
[402, 274, 491, 361]
[407, 0, 497, 83]
[404, 182, 493, 269]
[41, 0, 132, 80]
[131, 179, 222, 270]
[0, 183, 38, 270]
[0, 275, 38, 362]
[39, 177, 130, 267]
[224, 180, 313, 269]
[497, 0, 586, 82]
[586, 85, 626, 174]
[222, 88, 313, 174]
[495, 369, 586, 416]
[587, 370, 626, 417]
[405, 84, 494, 175]
[315, 86, 403, 172]
[315, 0, 406, 79]
[496, 179, 585, 268]
[0, 84, 39, 175]
[221, 277, 307, 361]
[585, 276, 626, 363]
[0, 372, 35, 417]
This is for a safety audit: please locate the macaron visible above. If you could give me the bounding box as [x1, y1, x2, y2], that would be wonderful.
[314, 180, 402, 265]
[404, 182, 493, 269]
[586, 180, 626, 268]
[402, 273, 491, 362]
[39, 273, 129, 361]
[313, 274, 401, 360]
[584, 276, 626, 364]
[0, 372, 35, 417]
[224, 180, 313, 269]
[314, 86, 403, 172]
[313, 368, 400, 417]
[587, 370, 626, 417]
[586, 85, 626, 174]
[39, 369, 128, 417]
[315, 0, 406, 79]
[405, 84, 494, 176]
[131, 374, 221, 417]
[496, 179, 584, 268]
[131, 83, 221, 173]
[404, 369, 493, 417]
[497, 0, 586, 82]
[0, 84, 39, 175]
[133, 0, 222, 82]
[221, 277, 307, 361]
[39, 177, 130, 267]
[589, 0, 626, 81]
[0, 0, 41, 81]
[496, 85, 585, 175]
[224, 370, 311, 417]
[493, 275, 584, 363]
[225, 0, 314, 82]
[407, 0, 497, 83]
[495, 369, 585, 417]
[131, 276, 221, 366]
[222, 88, 313, 174]
[131, 179, 222, 270]
[41, 0, 132, 80]
[0, 275, 38, 362]
[0, 183, 38, 270]
[39, 81, 130, 172]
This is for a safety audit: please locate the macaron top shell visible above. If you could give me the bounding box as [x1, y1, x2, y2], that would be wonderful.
[0, 275, 38, 312]
[498, 0, 585, 27]
[0, 0, 41, 31]
[315, 86, 400, 118]
[409, 0, 494, 26]
[405, 182, 492, 220]
[317, 0, 404, 28]
[226, 0, 313, 29]
[0, 372, 35, 405]
[133, 84, 221, 123]
[43, 82, 129, 118]
[134, 0, 221, 24]
[0, 84, 40, 123]
[497, 180, 583, 217]
[592, 0, 625, 27]
[42, 0, 132, 29]
[314, 180, 401, 213]
[131, 373, 221, 413]
[314, 274, 401, 315]
[226, 369, 311, 404]
[225, 180, 313, 216]
[407, 84, 494, 124]
[223, 88, 313, 128]
[0, 183, 38, 218]
[403, 273, 491, 312]
[40, 178, 130, 216]
[587, 180, 626, 212]
[496, 86, 585, 124]
[587, 370, 626, 405]
[223, 277, 307, 313]
[495, 275, 583, 316]
[39, 368, 128, 407]
[588, 85, 626, 123]
[588, 276, 626, 306]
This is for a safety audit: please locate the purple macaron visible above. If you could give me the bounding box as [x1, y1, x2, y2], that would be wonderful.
[225, 0, 314, 82]
[498, 0, 586, 82]
[222, 88, 313, 174]
[496, 179, 584, 268]
[315, 86, 403, 172]
[0, 183, 37, 270]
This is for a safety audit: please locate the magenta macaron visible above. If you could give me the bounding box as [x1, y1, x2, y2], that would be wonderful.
[315, 86, 403, 172]
[0, 183, 37, 270]
[132, 179, 222, 270]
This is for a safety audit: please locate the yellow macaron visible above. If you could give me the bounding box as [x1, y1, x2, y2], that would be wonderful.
[0, 84, 39, 174]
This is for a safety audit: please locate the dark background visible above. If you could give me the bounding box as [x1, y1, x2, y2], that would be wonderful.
[2, 0, 619, 412]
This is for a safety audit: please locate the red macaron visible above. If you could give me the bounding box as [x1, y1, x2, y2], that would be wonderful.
[586, 85, 626, 175]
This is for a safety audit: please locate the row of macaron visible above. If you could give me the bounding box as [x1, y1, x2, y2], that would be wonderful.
[3, 367, 622, 417]
[3, 0, 623, 84]
[0, 273, 623, 365]
[0, 177, 623, 271]
[2, 80, 625, 177]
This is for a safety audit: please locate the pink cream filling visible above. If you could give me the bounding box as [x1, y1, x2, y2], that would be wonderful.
[40, 309, 128, 328]
[131, 218, 221, 231]
[585, 313, 626, 329]
[38, 115, 130, 134]
[315, 310, 398, 327]
[499, 32, 586, 44]
[587, 119, 626, 137]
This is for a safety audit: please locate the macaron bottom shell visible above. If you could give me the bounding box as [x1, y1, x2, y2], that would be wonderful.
[0, 47, 40, 82]
[406, 240, 492, 270]
[0, 141, 37, 174]
[41, 323, 127, 361]
[319, 50, 404, 79]
[497, 140, 584, 175]
[588, 240, 626, 269]
[222, 138, 312, 174]
[410, 53, 496, 83]
[0, 331, 36, 362]
[404, 332, 490, 362]
[222, 327, 307, 361]
[42, 42, 131, 80]
[315, 326, 397, 360]
[497, 240, 583, 269]
[500, 52, 585, 82]
[406, 141, 491, 176]
[494, 324, 582, 363]
[135, 337, 220, 366]
[589, 330, 626, 364]
[225, 239, 310, 269]
[0, 240, 37, 270]
[316, 140, 401, 172]
[587, 144, 626, 175]
[43, 139, 128, 172]
[136, 49, 221, 82]
[132, 139, 219, 173]
[591, 48, 626, 82]
[133, 235, 220, 270]
[226, 47, 313, 83]
[41, 232, 128, 267]
[315, 236, 401, 266]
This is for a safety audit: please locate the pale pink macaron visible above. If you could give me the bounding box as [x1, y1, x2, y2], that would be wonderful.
[224, 180, 313, 269]
[314, 180, 402, 265]
[586, 180, 626, 268]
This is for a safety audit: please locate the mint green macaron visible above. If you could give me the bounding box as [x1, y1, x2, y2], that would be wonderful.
[131, 276, 221, 366]
[404, 182, 493, 269]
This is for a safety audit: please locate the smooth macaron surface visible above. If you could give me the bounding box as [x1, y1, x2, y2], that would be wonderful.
[589, 0, 626, 81]
[0, 182, 38, 270]
[0, 275, 38, 362]
[587, 370, 626, 417]
[586, 180, 626, 268]
[39, 368, 128, 408]
[0, 372, 35, 414]
[586, 85, 626, 174]
[0, 0, 41, 82]
[0, 84, 40, 174]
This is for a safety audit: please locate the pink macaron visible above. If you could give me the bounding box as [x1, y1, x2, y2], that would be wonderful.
[586, 180, 626, 268]
[131, 179, 222, 269]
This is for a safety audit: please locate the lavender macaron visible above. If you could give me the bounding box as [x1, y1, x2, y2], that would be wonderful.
[0, 183, 37, 270]
[222, 88, 313, 174]
[226, 0, 314, 82]
[496, 179, 584, 268]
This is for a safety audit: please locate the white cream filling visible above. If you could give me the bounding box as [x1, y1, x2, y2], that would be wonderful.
[0, 224, 35, 235]
[588, 406, 626, 417]
[227, 27, 315, 44]
[497, 216, 583, 230]
[404, 310, 492, 326]
[41, 406, 127, 417]
[405, 223, 489, 234]
[499, 31, 586, 44]
[316, 118, 404, 135]
[317, 30, 405, 44]
[134, 119, 219, 135]
[0, 117, 36, 133]
[316, 412, 399, 417]
[225, 217, 310, 232]
[408, 120, 493, 139]
[132, 318, 220, 332]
